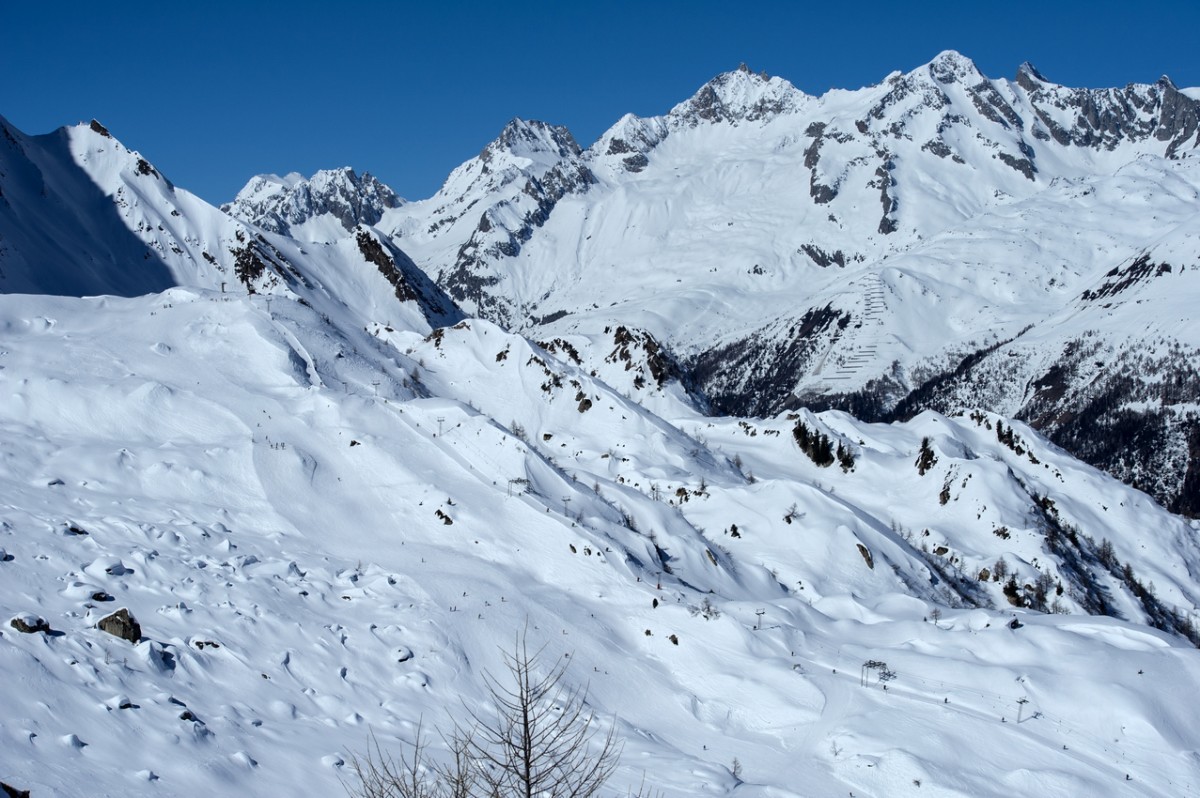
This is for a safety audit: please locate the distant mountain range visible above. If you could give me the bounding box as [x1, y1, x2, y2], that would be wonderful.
[57, 49, 1196, 514]
[6, 51, 1200, 508]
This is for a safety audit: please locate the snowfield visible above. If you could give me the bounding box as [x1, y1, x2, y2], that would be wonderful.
[2, 286, 1200, 797]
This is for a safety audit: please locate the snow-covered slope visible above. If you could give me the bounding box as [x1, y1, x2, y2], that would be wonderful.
[2, 283, 1200, 797]
[891, 209, 1200, 514]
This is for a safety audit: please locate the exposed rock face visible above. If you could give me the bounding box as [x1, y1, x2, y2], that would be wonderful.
[356, 227, 418, 302]
[228, 228, 308, 294]
[97, 608, 142, 643]
[800, 244, 848, 268]
[592, 113, 669, 175]
[482, 117, 582, 163]
[604, 325, 695, 393]
[354, 226, 463, 326]
[223, 167, 403, 236]
[1017, 69, 1200, 156]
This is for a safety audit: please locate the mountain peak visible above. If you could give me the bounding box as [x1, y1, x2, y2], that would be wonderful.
[1015, 61, 1050, 91]
[223, 167, 402, 237]
[735, 62, 770, 80]
[87, 118, 113, 138]
[924, 50, 984, 84]
[671, 64, 808, 126]
[484, 118, 581, 163]
[307, 166, 395, 198]
[228, 172, 303, 206]
[590, 112, 669, 173]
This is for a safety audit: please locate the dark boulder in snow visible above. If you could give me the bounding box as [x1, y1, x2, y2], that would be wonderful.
[1, 781, 31, 798]
[97, 608, 142, 643]
[9, 613, 50, 634]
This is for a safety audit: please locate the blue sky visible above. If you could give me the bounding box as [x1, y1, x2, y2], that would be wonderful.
[3, 0, 1197, 204]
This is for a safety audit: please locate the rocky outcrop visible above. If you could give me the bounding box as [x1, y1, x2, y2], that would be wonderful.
[1019, 69, 1200, 156]
[355, 226, 463, 326]
[223, 168, 403, 236]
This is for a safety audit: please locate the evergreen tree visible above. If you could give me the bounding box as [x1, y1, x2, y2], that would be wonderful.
[915, 437, 938, 475]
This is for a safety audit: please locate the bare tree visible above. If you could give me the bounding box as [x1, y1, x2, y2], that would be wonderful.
[347, 630, 628, 798]
[347, 722, 477, 798]
[464, 631, 620, 798]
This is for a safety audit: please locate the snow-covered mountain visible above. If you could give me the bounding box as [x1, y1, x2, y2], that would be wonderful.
[887, 211, 1200, 515]
[4, 52, 1200, 797]
[0, 116, 221, 297]
[0, 115, 458, 333]
[221, 167, 403, 241]
[224, 50, 1200, 512]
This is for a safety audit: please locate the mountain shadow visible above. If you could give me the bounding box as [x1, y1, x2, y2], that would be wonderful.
[0, 117, 176, 297]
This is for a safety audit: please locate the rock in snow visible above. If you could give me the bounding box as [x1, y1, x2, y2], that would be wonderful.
[96, 608, 142, 643]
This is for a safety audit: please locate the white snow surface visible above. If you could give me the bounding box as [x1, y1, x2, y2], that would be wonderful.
[2, 283, 1200, 796]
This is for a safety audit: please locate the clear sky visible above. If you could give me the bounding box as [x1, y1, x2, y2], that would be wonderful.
[3, 0, 1197, 205]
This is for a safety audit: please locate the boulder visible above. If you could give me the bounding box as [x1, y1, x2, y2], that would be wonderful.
[97, 608, 142, 643]
[2, 781, 31, 798]
[10, 613, 50, 634]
